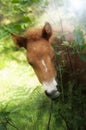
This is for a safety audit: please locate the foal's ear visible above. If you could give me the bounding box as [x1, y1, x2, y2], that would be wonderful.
[11, 33, 27, 49]
[42, 22, 52, 40]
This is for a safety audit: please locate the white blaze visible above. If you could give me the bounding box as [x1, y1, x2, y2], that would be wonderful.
[41, 60, 60, 98]
[41, 59, 48, 72]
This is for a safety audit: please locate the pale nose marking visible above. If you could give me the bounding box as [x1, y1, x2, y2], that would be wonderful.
[43, 78, 58, 93]
[41, 59, 48, 72]
[43, 78, 60, 99]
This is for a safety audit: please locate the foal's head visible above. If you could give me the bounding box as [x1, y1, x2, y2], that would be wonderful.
[12, 22, 60, 99]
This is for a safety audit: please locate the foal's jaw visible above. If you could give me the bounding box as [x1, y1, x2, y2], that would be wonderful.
[43, 78, 60, 99]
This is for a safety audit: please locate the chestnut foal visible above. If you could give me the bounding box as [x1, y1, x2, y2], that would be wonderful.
[12, 22, 86, 99]
[12, 23, 60, 99]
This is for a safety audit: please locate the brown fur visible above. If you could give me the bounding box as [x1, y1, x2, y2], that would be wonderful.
[25, 28, 42, 40]
[12, 22, 86, 86]
[12, 23, 56, 83]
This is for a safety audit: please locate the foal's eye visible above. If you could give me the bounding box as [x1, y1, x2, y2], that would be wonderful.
[29, 62, 33, 66]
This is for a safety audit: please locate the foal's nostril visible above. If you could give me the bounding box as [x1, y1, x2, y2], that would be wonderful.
[45, 90, 60, 100]
[45, 90, 52, 97]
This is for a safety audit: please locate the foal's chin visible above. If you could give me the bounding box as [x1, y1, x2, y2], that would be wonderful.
[45, 90, 60, 100]
[43, 78, 60, 100]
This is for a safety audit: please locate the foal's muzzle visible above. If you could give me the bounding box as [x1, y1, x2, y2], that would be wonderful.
[45, 90, 60, 100]
[43, 78, 60, 100]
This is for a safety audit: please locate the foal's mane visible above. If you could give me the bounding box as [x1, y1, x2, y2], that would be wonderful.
[25, 28, 42, 40]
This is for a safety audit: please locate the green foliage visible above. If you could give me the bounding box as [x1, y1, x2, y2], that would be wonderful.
[72, 27, 86, 61]
[0, 0, 46, 39]
[0, 104, 19, 130]
[53, 27, 86, 130]
[79, 53, 86, 61]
